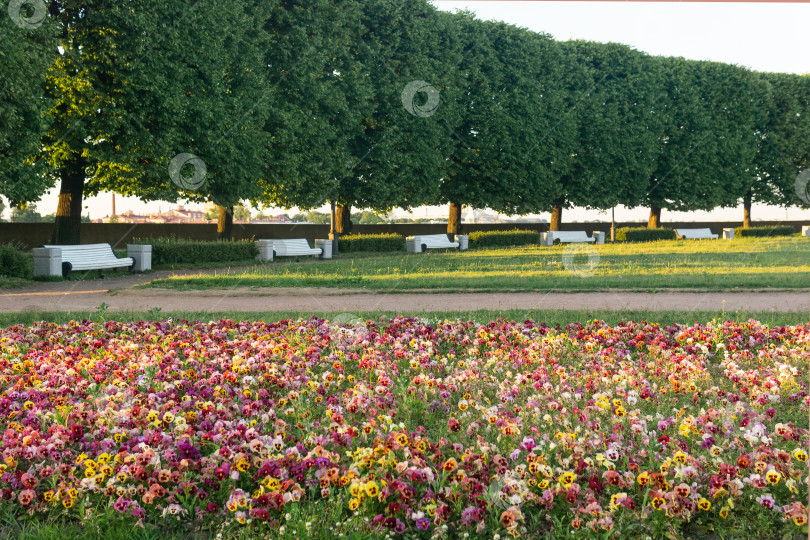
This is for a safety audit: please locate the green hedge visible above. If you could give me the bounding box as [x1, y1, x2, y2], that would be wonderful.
[131, 237, 258, 265]
[468, 229, 541, 248]
[616, 227, 677, 242]
[0, 243, 32, 279]
[733, 226, 795, 238]
[337, 233, 405, 252]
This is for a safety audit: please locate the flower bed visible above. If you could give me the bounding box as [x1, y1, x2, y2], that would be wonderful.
[0, 318, 807, 538]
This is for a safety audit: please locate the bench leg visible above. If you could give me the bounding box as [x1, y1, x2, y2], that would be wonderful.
[98, 269, 106, 279]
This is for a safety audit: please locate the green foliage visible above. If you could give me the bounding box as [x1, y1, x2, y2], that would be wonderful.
[131, 237, 258, 265]
[468, 229, 541, 248]
[356, 211, 385, 225]
[0, 5, 55, 207]
[338, 233, 405, 253]
[0, 243, 32, 279]
[557, 41, 663, 211]
[642, 59, 761, 216]
[733, 226, 796, 238]
[754, 73, 810, 209]
[440, 16, 571, 216]
[42, 0, 278, 243]
[233, 205, 251, 222]
[10, 206, 44, 222]
[305, 211, 331, 224]
[616, 227, 677, 242]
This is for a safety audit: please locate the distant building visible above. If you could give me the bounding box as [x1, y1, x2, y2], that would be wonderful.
[464, 208, 500, 223]
[252, 214, 292, 224]
[97, 206, 295, 224]
[99, 205, 210, 224]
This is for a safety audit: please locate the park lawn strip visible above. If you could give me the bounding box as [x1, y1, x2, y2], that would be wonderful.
[141, 237, 810, 292]
[0, 309, 807, 329]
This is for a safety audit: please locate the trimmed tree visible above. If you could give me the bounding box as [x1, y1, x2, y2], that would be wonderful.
[43, 0, 275, 244]
[555, 41, 664, 229]
[641, 58, 759, 226]
[749, 72, 810, 221]
[0, 6, 55, 208]
[439, 16, 571, 234]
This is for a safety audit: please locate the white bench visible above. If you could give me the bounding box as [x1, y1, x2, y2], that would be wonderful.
[407, 234, 460, 253]
[40, 243, 134, 279]
[262, 239, 322, 261]
[676, 228, 718, 240]
[543, 231, 595, 246]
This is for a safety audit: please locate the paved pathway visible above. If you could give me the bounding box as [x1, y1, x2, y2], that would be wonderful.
[1, 271, 808, 313]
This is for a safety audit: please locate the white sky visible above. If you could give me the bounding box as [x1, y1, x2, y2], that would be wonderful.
[7, 1, 810, 223]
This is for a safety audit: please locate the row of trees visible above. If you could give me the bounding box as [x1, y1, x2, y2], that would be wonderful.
[2, 0, 808, 243]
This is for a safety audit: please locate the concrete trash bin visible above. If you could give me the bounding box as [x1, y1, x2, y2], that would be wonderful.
[406, 237, 422, 253]
[802, 226, 810, 237]
[255, 240, 274, 262]
[723, 228, 735, 239]
[454, 235, 468, 251]
[593, 231, 605, 244]
[127, 244, 152, 272]
[315, 239, 333, 259]
[33, 247, 61, 277]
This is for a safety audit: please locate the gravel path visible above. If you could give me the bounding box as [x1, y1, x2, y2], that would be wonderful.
[1, 271, 808, 313]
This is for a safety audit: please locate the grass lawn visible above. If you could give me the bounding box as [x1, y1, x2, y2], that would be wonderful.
[1, 308, 807, 329]
[141, 236, 810, 293]
[0, 256, 272, 289]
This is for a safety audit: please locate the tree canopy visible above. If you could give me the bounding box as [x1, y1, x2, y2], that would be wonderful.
[3, 0, 809, 240]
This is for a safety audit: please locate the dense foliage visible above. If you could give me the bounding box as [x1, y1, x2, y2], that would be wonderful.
[337, 234, 406, 253]
[468, 229, 541, 248]
[131, 237, 258, 265]
[734, 226, 797, 238]
[4, 1, 809, 242]
[0, 243, 31, 279]
[615, 227, 678, 243]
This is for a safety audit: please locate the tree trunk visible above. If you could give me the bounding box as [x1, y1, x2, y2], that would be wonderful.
[217, 205, 234, 240]
[335, 204, 352, 235]
[550, 205, 562, 232]
[50, 156, 86, 245]
[743, 190, 752, 228]
[447, 202, 462, 235]
[648, 205, 662, 228]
